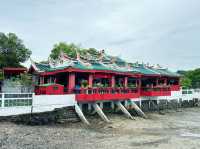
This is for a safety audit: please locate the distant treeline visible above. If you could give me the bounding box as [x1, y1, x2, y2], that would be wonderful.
[178, 69, 200, 89]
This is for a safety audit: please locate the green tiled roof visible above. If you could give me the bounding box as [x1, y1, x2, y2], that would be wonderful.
[72, 61, 88, 70]
[32, 56, 179, 77]
[155, 69, 180, 77]
[133, 66, 160, 75]
[90, 63, 111, 71]
[35, 63, 51, 71]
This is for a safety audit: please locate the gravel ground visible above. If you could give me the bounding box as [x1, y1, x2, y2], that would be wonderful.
[1, 108, 200, 149]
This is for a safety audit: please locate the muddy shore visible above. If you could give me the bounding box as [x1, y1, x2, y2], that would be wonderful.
[1, 108, 200, 149]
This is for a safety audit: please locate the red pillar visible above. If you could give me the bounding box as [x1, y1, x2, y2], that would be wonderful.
[88, 74, 93, 88]
[164, 78, 167, 85]
[111, 76, 115, 87]
[68, 73, 75, 93]
[124, 77, 128, 88]
[137, 79, 141, 88]
[137, 78, 142, 93]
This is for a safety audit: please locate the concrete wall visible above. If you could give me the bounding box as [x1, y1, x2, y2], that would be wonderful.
[33, 94, 76, 113]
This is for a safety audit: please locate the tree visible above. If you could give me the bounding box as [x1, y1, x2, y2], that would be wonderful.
[86, 48, 99, 56]
[180, 77, 192, 89]
[19, 73, 32, 86]
[0, 71, 3, 80]
[179, 68, 200, 88]
[49, 42, 100, 60]
[49, 42, 80, 59]
[0, 32, 31, 68]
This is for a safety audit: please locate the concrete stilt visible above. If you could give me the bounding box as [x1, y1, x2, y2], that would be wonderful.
[75, 104, 90, 125]
[88, 103, 92, 111]
[115, 101, 135, 120]
[148, 100, 151, 110]
[139, 100, 142, 108]
[124, 100, 128, 108]
[111, 102, 115, 110]
[99, 102, 103, 109]
[79, 103, 83, 111]
[92, 103, 110, 123]
[149, 99, 159, 112]
[130, 100, 147, 119]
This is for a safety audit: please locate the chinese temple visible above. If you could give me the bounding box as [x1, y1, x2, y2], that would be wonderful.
[0, 50, 194, 125]
[29, 50, 181, 103]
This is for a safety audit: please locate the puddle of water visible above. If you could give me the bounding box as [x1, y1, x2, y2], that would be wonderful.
[180, 132, 200, 138]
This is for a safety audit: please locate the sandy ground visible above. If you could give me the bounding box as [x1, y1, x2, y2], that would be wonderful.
[1, 108, 200, 149]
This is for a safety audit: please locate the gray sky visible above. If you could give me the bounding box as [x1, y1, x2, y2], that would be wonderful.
[1, 0, 200, 70]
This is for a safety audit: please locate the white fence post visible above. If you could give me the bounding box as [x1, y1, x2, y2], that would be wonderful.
[2, 93, 4, 108]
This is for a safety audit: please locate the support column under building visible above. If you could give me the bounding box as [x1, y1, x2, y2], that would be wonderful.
[92, 103, 110, 123]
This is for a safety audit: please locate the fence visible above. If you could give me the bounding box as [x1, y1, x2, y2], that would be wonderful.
[0, 93, 33, 108]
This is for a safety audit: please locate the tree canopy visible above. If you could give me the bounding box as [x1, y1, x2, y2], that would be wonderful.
[49, 42, 100, 60]
[0, 32, 31, 68]
[179, 68, 200, 88]
[50, 42, 79, 59]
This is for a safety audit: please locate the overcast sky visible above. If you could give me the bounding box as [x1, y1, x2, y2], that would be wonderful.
[0, 0, 200, 70]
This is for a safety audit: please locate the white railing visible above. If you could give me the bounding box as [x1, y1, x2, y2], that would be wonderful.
[0, 93, 34, 108]
[0, 93, 76, 117]
[180, 89, 200, 100]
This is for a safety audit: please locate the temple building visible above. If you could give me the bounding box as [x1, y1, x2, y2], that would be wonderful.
[29, 50, 181, 103]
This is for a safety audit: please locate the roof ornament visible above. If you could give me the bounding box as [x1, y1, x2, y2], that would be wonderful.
[99, 49, 105, 62]
[46, 50, 75, 68]
[75, 49, 80, 61]
[76, 51, 92, 67]
[30, 58, 39, 71]
[48, 57, 57, 67]
[125, 63, 132, 71]
[146, 62, 150, 67]
[155, 64, 162, 69]
[111, 56, 116, 64]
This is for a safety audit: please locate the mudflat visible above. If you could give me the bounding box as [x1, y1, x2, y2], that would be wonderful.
[0, 108, 200, 149]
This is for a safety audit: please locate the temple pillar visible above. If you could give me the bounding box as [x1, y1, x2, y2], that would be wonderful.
[111, 76, 115, 87]
[54, 77, 57, 83]
[88, 74, 93, 88]
[137, 79, 142, 93]
[124, 77, 128, 88]
[137, 79, 141, 88]
[68, 73, 75, 93]
[164, 78, 167, 85]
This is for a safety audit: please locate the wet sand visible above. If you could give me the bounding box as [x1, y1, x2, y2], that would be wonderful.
[1, 108, 200, 149]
